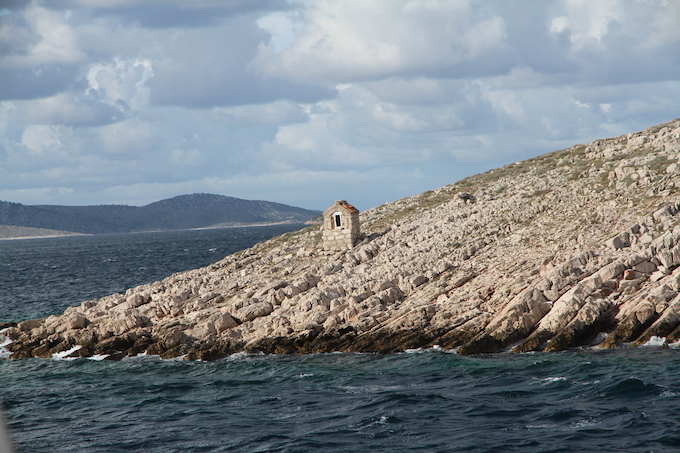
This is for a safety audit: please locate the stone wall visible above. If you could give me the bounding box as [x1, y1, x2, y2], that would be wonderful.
[322, 222, 359, 251]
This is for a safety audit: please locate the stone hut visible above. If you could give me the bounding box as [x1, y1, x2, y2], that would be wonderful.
[322, 200, 360, 251]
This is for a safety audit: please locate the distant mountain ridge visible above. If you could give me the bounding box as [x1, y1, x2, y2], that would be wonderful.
[0, 194, 321, 234]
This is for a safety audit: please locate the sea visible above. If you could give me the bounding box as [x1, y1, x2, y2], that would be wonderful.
[2, 227, 680, 453]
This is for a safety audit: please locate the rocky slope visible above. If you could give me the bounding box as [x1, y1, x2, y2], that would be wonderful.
[4, 119, 680, 359]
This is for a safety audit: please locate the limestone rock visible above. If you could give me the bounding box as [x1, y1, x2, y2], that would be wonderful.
[237, 302, 274, 323]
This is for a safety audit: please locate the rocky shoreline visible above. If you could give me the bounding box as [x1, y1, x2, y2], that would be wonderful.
[4, 119, 680, 360]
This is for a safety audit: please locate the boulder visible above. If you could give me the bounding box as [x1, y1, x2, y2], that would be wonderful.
[67, 314, 89, 330]
[214, 312, 238, 333]
[237, 302, 274, 323]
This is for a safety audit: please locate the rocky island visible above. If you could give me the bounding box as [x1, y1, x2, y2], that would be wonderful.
[4, 119, 680, 359]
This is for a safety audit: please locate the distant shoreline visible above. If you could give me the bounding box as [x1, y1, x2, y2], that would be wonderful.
[0, 221, 320, 241]
[0, 225, 89, 241]
[0, 233, 90, 241]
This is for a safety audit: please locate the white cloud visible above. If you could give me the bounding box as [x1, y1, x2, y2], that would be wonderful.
[20, 124, 65, 154]
[371, 102, 432, 133]
[264, 105, 368, 168]
[642, 1, 680, 49]
[93, 119, 155, 156]
[253, 0, 508, 83]
[547, 0, 680, 85]
[548, 0, 622, 51]
[86, 58, 154, 112]
[482, 88, 527, 123]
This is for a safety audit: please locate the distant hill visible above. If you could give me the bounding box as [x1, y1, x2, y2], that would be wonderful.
[0, 194, 321, 235]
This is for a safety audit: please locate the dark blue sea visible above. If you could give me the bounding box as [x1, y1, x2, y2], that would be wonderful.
[2, 228, 680, 452]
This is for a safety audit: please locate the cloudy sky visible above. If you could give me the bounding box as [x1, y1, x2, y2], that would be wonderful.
[0, 0, 678, 211]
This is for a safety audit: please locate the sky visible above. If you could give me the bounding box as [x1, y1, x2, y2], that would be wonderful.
[0, 0, 679, 212]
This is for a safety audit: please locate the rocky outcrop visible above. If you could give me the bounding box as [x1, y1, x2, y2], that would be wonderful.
[4, 119, 680, 359]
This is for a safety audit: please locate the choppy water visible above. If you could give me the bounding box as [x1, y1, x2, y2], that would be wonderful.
[0, 225, 303, 323]
[3, 228, 680, 452]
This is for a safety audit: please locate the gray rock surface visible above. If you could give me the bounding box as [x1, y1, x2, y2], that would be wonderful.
[5, 119, 680, 359]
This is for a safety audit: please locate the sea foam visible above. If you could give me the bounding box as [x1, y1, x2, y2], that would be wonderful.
[0, 334, 13, 359]
[642, 336, 666, 347]
[52, 344, 82, 360]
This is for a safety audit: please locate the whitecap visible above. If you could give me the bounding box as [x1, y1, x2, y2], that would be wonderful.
[340, 384, 407, 394]
[641, 336, 666, 347]
[52, 344, 82, 360]
[0, 336, 13, 359]
[123, 352, 160, 360]
[404, 345, 450, 354]
[226, 351, 263, 361]
[0, 336, 12, 349]
[540, 376, 567, 384]
[525, 423, 553, 430]
[668, 339, 680, 349]
[222, 352, 245, 361]
[572, 418, 601, 429]
[87, 354, 110, 361]
[429, 344, 458, 353]
[404, 348, 424, 353]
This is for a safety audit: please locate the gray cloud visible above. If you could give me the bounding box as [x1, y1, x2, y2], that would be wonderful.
[147, 21, 334, 108]
[0, 66, 77, 101]
[52, 0, 293, 28]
